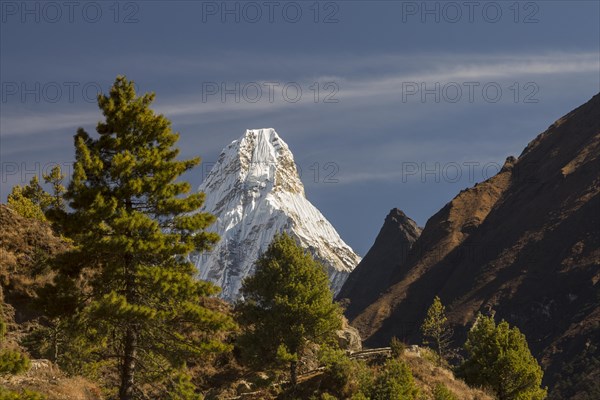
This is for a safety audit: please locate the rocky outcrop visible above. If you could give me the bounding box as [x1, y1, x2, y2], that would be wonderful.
[336, 317, 362, 352]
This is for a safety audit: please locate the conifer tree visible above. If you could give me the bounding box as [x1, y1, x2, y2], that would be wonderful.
[20, 175, 50, 210]
[7, 175, 51, 221]
[421, 296, 453, 365]
[459, 314, 547, 400]
[6, 168, 64, 223]
[42, 166, 66, 211]
[237, 233, 343, 386]
[49, 76, 234, 399]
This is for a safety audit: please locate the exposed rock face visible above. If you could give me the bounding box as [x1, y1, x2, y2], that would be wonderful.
[337, 208, 421, 320]
[192, 128, 360, 301]
[346, 94, 600, 397]
[336, 317, 362, 352]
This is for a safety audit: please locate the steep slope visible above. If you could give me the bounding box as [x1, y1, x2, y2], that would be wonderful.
[205, 346, 494, 400]
[0, 205, 102, 399]
[0, 204, 69, 322]
[348, 94, 600, 397]
[350, 159, 514, 339]
[337, 208, 421, 320]
[192, 128, 360, 301]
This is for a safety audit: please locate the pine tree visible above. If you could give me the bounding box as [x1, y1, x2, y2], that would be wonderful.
[459, 314, 547, 400]
[41, 165, 68, 234]
[421, 296, 453, 366]
[48, 76, 235, 399]
[42, 166, 66, 211]
[7, 175, 51, 221]
[236, 233, 343, 386]
[20, 175, 51, 210]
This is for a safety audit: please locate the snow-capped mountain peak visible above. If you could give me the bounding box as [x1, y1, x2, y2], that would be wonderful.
[193, 128, 360, 301]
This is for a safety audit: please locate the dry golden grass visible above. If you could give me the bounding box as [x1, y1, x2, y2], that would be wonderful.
[1, 361, 103, 400]
[403, 348, 493, 400]
[1, 204, 70, 319]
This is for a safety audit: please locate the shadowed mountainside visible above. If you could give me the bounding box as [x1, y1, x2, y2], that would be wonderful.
[345, 94, 600, 398]
[337, 208, 421, 320]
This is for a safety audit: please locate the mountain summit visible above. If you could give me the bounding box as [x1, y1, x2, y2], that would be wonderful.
[338, 208, 421, 318]
[193, 128, 361, 301]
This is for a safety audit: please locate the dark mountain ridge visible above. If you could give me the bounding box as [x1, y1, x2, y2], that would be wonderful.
[344, 94, 600, 398]
[338, 208, 421, 319]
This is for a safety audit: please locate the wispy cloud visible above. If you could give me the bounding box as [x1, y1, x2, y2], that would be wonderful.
[1, 110, 101, 137]
[2, 51, 597, 138]
[338, 54, 599, 99]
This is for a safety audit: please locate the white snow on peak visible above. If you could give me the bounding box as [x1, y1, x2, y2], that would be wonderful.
[192, 128, 361, 302]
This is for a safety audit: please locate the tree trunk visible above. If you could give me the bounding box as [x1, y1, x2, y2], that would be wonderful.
[52, 324, 58, 363]
[119, 327, 137, 400]
[290, 360, 298, 386]
[120, 221, 137, 400]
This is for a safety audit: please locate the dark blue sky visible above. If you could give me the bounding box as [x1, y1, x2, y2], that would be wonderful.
[1, 1, 599, 255]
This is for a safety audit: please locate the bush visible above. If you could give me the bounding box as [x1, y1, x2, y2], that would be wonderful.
[167, 370, 204, 400]
[0, 305, 31, 376]
[320, 346, 353, 392]
[433, 383, 458, 400]
[370, 358, 419, 400]
[319, 346, 372, 398]
[390, 337, 406, 358]
[0, 350, 30, 375]
[0, 388, 46, 400]
[6, 189, 46, 222]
